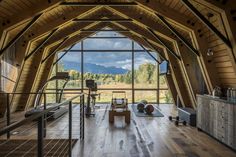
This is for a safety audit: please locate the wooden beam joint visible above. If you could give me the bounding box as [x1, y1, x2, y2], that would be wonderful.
[181, 0, 232, 49]
[25, 28, 58, 61]
[155, 13, 200, 57]
[0, 13, 43, 57]
[147, 28, 181, 60]
[60, 2, 137, 6]
[41, 37, 68, 64]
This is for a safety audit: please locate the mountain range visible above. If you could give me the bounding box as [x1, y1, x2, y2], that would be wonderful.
[63, 61, 128, 74]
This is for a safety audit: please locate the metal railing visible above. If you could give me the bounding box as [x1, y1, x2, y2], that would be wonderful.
[0, 92, 84, 157]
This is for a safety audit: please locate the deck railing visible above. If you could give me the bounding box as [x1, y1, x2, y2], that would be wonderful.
[0, 92, 85, 157]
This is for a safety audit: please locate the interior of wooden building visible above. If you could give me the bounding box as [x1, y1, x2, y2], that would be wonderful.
[0, 0, 236, 157]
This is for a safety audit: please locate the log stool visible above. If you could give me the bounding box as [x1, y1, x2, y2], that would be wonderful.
[109, 110, 130, 124]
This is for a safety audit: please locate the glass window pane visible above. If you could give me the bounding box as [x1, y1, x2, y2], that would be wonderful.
[60, 90, 82, 103]
[134, 90, 157, 103]
[70, 43, 81, 50]
[44, 90, 56, 103]
[83, 38, 132, 50]
[57, 52, 82, 89]
[134, 42, 144, 50]
[90, 30, 125, 37]
[134, 51, 158, 89]
[159, 90, 173, 103]
[159, 76, 168, 89]
[93, 90, 132, 103]
[83, 52, 132, 89]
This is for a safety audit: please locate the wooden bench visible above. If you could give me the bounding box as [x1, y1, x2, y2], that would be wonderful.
[109, 110, 130, 124]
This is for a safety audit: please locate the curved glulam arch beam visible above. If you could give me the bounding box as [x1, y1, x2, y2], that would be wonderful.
[120, 32, 179, 105]
[10, 7, 106, 111]
[102, 28, 178, 105]
[11, 6, 102, 68]
[12, 7, 104, 91]
[104, 7, 182, 54]
[13, 23, 104, 111]
[27, 18, 193, 108]
[102, 9, 204, 106]
[39, 16, 192, 104]
[26, 27, 106, 110]
[108, 22, 194, 107]
[134, 0, 205, 50]
[24, 23, 106, 110]
[191, 0, 236, 78]
[3, 0, 234, 110]
[11, 21, 105, 111]
[135, 0, 203, 51]
[0, 0, 63, 50]
[106, 6, 217, 92]
[24, 18, 189, 107]
[134, 0, 200, 31]
[119, 1, 219, 92]
[11, 7, 116, 111]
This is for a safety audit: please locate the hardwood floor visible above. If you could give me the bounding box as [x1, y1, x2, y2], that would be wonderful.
[1, 104, 236, 157]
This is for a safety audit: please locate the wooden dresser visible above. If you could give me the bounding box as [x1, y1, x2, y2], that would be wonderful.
[197, 95, 236, 150]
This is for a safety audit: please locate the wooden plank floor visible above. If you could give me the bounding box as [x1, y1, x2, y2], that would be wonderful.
[71, 104, 236, 157]
[1, 104, 236, 157]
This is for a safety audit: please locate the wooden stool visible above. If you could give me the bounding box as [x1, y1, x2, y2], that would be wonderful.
[109, 110, 130, 124]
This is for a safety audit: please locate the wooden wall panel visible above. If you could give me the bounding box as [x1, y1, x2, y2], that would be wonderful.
[0, 44, 18, 117]
[190, 0, 236, 88]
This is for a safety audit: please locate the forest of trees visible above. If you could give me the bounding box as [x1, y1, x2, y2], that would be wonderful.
[66, 63, 166, 86]
[48, 62, 172, 103]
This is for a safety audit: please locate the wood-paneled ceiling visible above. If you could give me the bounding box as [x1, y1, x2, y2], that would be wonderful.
[0, 0, 236, 112]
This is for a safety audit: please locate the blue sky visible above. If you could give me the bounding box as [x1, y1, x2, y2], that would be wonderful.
[59, 31, 158, 70]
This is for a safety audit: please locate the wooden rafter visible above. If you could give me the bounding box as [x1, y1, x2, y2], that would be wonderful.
[60, 2, 137, 6]
[41, 37, 69, 64]
[73, 18, 132, 22]
[147, 28, 181, 60]
[181, 0, 232, 49]
[141, 37, 166, 61]
[132, 0, 218, 93]
[155, 13, 200, 57]
[53, 44, 75, 66]
[22, 6, 101, 43]
[0, 14, 42, 56]
[25, 28, 58, 61]
[138, 42, 161, 64]
[0, 0, 62, 37]
[80, 29, 129, 32]
[104, 7, 181, 59]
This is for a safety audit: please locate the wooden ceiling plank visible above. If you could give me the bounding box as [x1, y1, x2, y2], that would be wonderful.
[24, 6, 100, 43]
[155, 13, 200, 56]
[60, 2, 138, 6]
[108, 22, 194, 107]
[53, 44, 75, 66]
[0, 0, 63, 35]
[41, 37, 69, 64]
[24, 28, 59, 61]
[0, 13, 42, 56]
[181, 0, 232, 49]
[73, 18, 132, 22]
[132, 1, 219, 92]
[142, 37, 166, 61]
[147, 28, 181, 60]
[11, 23, 103, 111]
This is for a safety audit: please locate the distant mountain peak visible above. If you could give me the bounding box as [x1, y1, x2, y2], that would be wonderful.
[63, 61, 128, 74]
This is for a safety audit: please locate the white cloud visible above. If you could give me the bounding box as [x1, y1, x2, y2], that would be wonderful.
[58, 33, 158, 70]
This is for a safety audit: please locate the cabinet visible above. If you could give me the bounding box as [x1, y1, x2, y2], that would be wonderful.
[197, 95, 236, 150]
